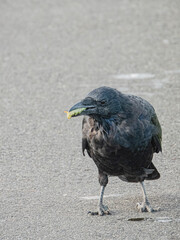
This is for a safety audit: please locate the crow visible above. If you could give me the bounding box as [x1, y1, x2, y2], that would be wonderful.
[65, 86, 162, 215]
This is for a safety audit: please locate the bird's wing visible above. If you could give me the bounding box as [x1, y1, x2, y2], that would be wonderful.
[82, 135, 90, 156]
[151, 114, 162, 153]
[124, 95, 162, 152]
[82, 117, 92, 157]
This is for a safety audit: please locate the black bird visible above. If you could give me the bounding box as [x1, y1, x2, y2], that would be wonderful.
[66, 86, 162, 215]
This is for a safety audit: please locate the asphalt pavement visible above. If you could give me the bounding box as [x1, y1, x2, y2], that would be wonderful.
[0, 1, 180, 239]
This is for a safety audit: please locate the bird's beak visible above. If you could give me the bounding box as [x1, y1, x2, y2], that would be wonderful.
[69, 101, 86, 112]
[64, 101, 95, 119]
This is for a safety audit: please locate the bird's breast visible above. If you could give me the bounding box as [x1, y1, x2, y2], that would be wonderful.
[84, 117, 153, 175]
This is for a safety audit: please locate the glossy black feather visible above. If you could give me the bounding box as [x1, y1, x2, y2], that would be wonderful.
[81, 87, 161, 182]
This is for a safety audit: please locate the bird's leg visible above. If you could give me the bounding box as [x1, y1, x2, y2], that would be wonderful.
[88, 171, 110, 216]
[97, 185, 110, 215]
[137, 181, 154, 212]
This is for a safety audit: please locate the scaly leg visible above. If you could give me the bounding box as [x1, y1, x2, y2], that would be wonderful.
[137, 181, 154, 212]
[98, 186, 110, 215]
[88, 171, 110, 216]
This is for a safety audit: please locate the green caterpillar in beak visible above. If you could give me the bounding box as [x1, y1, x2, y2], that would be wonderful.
[64, 108, 86, 119]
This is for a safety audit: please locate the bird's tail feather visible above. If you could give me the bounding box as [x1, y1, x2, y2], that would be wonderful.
[143, 168, 154, 175]
[118, 163, 160, 182]
[145, 162, 160, 180]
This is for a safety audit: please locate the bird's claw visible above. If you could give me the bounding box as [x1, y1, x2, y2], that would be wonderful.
[98, 204, 110, 216]
[136, 202, 155, 212]
[88, 204, 111, 216]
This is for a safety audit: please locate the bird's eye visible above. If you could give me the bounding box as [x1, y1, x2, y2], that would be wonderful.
[100, 100, 106, 105]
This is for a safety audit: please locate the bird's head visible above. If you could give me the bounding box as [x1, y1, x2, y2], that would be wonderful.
[65, 86, 124, 119]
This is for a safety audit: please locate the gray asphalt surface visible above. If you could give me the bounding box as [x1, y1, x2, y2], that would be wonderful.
[0, 1, 180, 239]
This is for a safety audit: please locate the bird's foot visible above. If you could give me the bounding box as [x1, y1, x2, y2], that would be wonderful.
[88, 204, 111, 216]
[136, 201, 156, 213]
